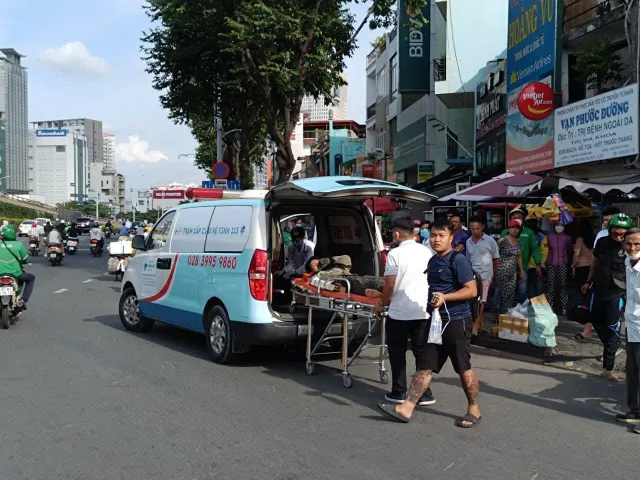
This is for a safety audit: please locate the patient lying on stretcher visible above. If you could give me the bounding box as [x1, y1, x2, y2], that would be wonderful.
[304, 255, 384, 298]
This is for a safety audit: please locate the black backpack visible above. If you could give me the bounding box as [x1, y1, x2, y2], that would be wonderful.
[427, 251, 483, 322]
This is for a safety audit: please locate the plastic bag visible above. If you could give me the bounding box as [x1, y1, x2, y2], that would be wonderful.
[508, 300, 530, 319]
[427, 308, 443, 344]
[560, 208, 574, 225]
[527, 294, 558, 348]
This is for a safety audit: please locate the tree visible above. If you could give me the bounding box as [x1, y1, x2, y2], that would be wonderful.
[573, 37, 624, 94]
[56, 201, 112, 218]
[142, 0, 428, 182]
[142, 0, 268, 188]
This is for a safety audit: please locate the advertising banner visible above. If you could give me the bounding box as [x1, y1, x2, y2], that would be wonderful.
[398, 0, 431, 94]
[36, 129, 68, 137]
[476, 91, 506, 174]
[554, 84, 639, 168]
[392, 117, 426, 172]
[505, 0, 558, 174]
[417, 162, 434, 183]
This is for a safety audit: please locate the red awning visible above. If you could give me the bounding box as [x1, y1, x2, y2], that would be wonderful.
[365, 197, 401, 214]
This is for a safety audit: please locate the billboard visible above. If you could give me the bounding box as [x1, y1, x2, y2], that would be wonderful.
[554, 84, 639, 168]
[398, 0, 431, 94]
[392, 117, 426, 172]
[476, 91, 506, 174]
[36, 129, 68, 137]
[505, 0, 558, 174]
[152, 189, 185, 210]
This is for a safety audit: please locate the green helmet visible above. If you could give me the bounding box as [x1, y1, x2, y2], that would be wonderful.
[609, 213, 633, 233]
[0, 225, 16, 241]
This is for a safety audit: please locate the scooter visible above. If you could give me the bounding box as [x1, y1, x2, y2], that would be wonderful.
[28, 237, 40, 256]
[48, 243, 64, 266]
[0, 274, 24, 329]
[90, 238, 103, 257]
[105, 229, 112, 239]
[65, 236, 79, 255]
[115, 255, 129, 281]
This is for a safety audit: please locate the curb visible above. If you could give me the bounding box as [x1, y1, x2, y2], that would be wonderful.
[469, 343, 622, 379]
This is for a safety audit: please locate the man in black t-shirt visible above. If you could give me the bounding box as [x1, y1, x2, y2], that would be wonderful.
[582, 213, 632, 381]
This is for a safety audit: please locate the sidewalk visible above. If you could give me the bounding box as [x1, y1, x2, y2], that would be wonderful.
[471, 311, 627, 379]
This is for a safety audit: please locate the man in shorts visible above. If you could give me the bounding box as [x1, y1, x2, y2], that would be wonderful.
[466, 216, 499, 334]
[377, 217, 480, 427]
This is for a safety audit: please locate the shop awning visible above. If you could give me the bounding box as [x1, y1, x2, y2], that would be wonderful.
[365, 197, 401, 214]
[558, 176, 640, 196]
[437, 172, 543, 202]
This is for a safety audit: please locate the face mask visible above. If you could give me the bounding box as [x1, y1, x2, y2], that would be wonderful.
[420, 229, 430, 239]
[554, 225, 565, 233]
[294, 241, 303, 249]
[627, 251, 640, 260]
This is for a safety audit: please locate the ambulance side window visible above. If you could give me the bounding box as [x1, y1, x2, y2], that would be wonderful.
[147, 212, 176, 250]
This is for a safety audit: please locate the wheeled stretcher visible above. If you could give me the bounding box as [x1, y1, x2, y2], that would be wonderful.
[292, 275, 388, 388]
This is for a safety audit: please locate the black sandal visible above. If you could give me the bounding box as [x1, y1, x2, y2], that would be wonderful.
[377, 403, 411, 423]
[616, 412, 640, 424]
[457, 413, 481, 428]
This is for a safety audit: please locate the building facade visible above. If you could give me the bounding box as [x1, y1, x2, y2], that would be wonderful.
[31, 118, 103, 165]
[103, 133, 116, 171]
[27, 128, 89, 206]
[88, 163, 126, 214]
[135, 189, 152, 213]
[301, 73, 349, 121]
[0, 49, 29, 193]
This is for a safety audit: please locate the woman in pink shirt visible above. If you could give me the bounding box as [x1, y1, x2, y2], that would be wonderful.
[545, 223, 574, 314]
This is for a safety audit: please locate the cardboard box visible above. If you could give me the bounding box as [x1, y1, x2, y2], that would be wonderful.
[498, 314, 529, 343]
[108, 240, 133, 255]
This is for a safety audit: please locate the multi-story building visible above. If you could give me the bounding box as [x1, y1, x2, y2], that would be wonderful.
[27, 127, 89, 206]
[365, 0, 505, 197]
[135, 189, 152, 213]
[103, 133, 116, 171]
[253, 160, 268, 190]
[0, 48, 29, 193]
[88, 163, 126, 214]
[30, 118, 103, 165]
[301, 72, 349, 121]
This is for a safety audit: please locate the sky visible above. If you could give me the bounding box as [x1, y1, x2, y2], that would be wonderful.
[1, 0, 507, 192]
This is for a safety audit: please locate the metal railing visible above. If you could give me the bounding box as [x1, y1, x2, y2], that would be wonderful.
[563, 0, 622, 33]
[367, 104, 376, 120]
[433, 58, 446, 82]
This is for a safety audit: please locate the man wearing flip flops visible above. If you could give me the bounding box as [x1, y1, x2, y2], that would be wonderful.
[618, 227, 640, 432]
[377, 217, 481, 427]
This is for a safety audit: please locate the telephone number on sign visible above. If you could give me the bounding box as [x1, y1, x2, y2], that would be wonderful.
[186, 254, 238, 269]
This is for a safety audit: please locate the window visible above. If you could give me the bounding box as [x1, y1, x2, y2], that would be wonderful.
[204, 206, 253, 253]
[147, 211, 175, 250]
[56, 146, 66, 153]
[377, 67, 387, 100]
[376, 126, 386, 150]
[446, 128, 459, 159]
[389, 55, 398, 100]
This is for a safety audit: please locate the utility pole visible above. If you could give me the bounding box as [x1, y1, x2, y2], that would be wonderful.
[216, 116, 223, 163]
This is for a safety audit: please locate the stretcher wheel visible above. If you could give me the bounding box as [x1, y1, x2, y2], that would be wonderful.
[288, 303, 297, 314]
[379, 370, 389, 384]
[342, 372, 352, 388]
[306, 361, 315, 375]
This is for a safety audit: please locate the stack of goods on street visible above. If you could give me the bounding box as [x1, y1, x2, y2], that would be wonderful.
[497, 294, 558, 349]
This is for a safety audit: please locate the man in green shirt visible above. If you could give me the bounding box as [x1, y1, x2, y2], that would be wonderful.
[501, 208, 542, 303]
[0, 225, 35, 306]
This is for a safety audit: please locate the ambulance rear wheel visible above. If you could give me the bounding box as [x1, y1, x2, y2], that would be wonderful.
[205, 306, 236, 364]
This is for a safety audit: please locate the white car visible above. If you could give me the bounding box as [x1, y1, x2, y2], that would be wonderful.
[18, 220, 44, 237]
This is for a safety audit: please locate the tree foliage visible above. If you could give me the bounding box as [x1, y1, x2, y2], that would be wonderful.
[56, 201, 112, 218]
[141, 0, 428, 183]
[573, 37, 624, 93]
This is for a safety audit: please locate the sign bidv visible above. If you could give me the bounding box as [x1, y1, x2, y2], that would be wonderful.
[36, 129, 68, 137]
[398, 0, 431, 94]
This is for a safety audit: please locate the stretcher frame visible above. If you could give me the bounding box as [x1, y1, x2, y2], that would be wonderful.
[292, 276, 388, 388]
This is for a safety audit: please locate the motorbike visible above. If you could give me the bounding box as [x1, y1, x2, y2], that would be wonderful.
[0, 274, 24, 329]
[115, 255, 129, 281]
[48, 243, 64, 266]
[90, 238, 103, 257]
[29, 237, 40, 256]
[65, 236, 79, 255]
[104, 229, 112, 239]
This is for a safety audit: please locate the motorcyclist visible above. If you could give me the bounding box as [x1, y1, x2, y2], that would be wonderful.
[105, 220, 112, 233]
[0, 225, 34, 309]
[46, 226, 64, 258]
[117, 222, 129, 236]
[67, 222, 79, 238]
[89, 224, 105, 252]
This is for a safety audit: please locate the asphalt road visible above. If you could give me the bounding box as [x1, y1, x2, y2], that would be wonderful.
[0, 236, 635, 480]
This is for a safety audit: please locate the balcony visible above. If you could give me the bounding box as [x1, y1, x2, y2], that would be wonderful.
[433, 58, 446, 82]
[563, 0, 627, 44]
[366, 49, 378, 69]
[366, 104, 376, 120]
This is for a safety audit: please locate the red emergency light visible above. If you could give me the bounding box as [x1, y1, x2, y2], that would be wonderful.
[184, 188, 225, 201]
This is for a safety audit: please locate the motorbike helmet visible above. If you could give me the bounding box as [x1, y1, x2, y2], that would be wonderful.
[608, 213, 633, 233]
[1, 225, 17, 241]
[290, 226, 306, 242]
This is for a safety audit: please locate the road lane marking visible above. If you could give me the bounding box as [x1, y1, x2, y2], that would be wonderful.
[82, 279, 94, 283]
[53, 289, 68, 294]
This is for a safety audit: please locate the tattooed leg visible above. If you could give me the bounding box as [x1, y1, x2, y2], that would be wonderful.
[459, 369, 480, 425]
[396, 369, 432, 419]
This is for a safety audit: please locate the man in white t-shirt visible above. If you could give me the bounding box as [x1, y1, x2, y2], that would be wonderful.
[619, 228, 640, 429]
[374, 216, 435, 406]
